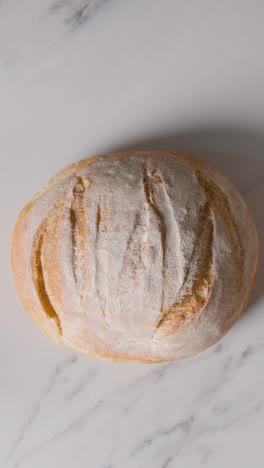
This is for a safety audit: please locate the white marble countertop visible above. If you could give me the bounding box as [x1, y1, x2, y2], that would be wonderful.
[1, 1, 264, 467]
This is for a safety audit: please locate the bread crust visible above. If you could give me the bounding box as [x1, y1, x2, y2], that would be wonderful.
[12, 152, 259, 362]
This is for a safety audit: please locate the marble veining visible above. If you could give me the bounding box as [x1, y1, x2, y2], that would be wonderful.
[3, 357, 78, 465]
[1, 0, 264, 467]
[2, 339, 264, 468]
[49, 0, 111, 28]
[241, 176, 264, 197]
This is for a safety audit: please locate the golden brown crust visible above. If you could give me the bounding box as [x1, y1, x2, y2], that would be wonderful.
[11, 151, 259, 362]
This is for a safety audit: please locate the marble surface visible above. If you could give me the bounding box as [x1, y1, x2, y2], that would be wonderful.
[1, 1, 264, 467]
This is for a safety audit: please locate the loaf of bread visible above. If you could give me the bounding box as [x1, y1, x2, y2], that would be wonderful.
[12, 152, 259, 362]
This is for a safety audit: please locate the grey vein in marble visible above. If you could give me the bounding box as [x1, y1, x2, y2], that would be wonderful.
[64, 367, 96, 401]
[241, 175, 264, 196]
[161, 457, 174, 468]
[50, 0, 111, 28]
[10, 400, 103, 468]
[111, 344, 264, 467]
[3, 356, 77, 466]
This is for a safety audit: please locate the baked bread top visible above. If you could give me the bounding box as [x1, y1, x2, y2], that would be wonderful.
[12, 152, 259, 362]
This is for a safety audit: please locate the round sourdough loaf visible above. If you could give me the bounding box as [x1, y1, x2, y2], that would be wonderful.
[12, 152, 259, 362]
